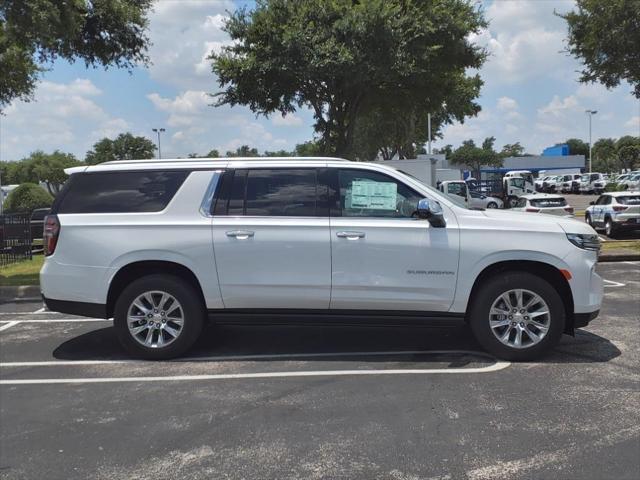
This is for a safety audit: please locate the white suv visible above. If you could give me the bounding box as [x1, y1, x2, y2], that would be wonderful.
[41, 158, 603, 361]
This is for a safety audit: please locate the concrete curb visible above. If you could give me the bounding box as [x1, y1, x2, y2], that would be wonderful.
[0, 285, 40, 303]
[598, 253, 640, 262]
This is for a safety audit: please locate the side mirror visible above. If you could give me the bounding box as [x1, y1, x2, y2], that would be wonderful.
[416, 198, 446, 228]
[589, 201, 595, 205]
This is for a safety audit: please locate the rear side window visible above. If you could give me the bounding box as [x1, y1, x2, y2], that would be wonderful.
[56, 171, 189, 214]
[213, 168, 322, 217]
[617, 195, 640, 205]
[530, 197, 567, 208]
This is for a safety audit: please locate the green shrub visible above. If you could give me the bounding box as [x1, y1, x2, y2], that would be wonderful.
[4, 183, 53, 213]
[604, 182, 626, 192]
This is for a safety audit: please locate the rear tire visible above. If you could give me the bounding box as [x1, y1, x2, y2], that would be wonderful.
[468, 272, 565, 361]
[605, 217, 618, 238]
[585, 213, 593, 229]
[114, 274, 205, 359]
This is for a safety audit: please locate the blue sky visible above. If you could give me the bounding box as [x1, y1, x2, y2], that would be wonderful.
[1, 0, 638, 162]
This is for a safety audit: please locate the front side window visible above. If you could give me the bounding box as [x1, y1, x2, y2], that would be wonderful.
[337, 169, 422, 218]
[56, 171, 189, 214]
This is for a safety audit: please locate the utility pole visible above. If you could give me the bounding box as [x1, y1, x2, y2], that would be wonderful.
[152, 128, 166, 159]
[585, 110, 597, 172]
[427, 113, 432, 155]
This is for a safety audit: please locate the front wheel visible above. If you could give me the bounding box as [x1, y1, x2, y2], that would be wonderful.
[605, 218, 618, 238]
[585, 213, 593, 228]
[486, 202, 498, 209]
[114, 274, 205, 359]
[468, 272, 565, 361]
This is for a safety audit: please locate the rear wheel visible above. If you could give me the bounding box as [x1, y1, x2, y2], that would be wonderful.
[585, 213, 593, 228]
[114, 274, 204, 359]
[605, 217, 618, 238]
[469, 272, 565, 361]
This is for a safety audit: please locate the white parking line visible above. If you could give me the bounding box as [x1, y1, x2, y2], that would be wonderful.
[0, 349, 497, 367]
[0, 350, 510, 384]
[0, 364, 510, 385]
[32, 307, 46, 313]
[603, 279, 626, 287]
[0, 321, 20, 332]
[0, 318, 110, 323]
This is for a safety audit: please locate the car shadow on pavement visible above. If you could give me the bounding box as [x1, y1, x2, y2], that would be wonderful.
[51, 323, 620, 365]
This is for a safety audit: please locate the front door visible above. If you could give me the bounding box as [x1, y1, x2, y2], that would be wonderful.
[212, 168, 331, 309]
[329, 168, 459, 312]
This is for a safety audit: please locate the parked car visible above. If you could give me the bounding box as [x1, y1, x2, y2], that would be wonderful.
[30, 207, 50, 242]
[559, 174, 582, 194]
[468, 190, 503, 209]
[512, 194, 575, 217]
[542, 175, 561, 193]
[41, 157, 603, 361]
[534, 176, 551, 192]
[620, 173, 640, 191]
[585, 191, 640, 237]
[579, 173, 607, 194]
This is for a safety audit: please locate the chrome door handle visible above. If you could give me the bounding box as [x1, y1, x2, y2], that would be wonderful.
[336, 231, 365, 240]
[226, 230, 254, 240]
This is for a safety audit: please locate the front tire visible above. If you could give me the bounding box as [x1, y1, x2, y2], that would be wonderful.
[486, 202, 498, 209]
[468, 272, 565, 361]
[605, 217, 618, 238]
[585, 213, 594, 229]
[114, 274, 205, 359]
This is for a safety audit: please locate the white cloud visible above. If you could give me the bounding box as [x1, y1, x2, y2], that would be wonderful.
[272, 113, 304, 127]
[497, 97, 518, 111]
[625, 116, 640, 134]
[1, 79, 129, 160]
[146, 1, 234, 90]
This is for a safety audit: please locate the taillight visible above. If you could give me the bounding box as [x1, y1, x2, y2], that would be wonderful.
[525, 207, 540, 212]
[564, 206, 574, 213]
[43, 214, 60, 256]
[613, 205, 628, 212]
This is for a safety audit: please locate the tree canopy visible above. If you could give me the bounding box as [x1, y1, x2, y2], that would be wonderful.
[85, 133, 156, 164]
[0, 150, 80, 195]
[0, 0, 153, 109]
[211, 0, 487, 158]
[4, 182, 53, 213]
[448, 138, 503, 176]
[559, 0, 640, 98]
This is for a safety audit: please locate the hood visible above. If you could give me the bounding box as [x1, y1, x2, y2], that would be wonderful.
[461, 207, 596, 235]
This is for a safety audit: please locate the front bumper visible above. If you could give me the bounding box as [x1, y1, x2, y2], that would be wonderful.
[574, 309, 599, 329]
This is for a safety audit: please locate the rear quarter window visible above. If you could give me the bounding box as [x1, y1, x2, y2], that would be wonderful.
[530, 198, 567, 208]
[617, 195, 640, 205]
[56, 171, 189, 214]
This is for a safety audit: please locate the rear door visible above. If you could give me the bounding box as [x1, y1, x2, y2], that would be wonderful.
[211, 167, 331, 309]
[329, 167, 459, 312]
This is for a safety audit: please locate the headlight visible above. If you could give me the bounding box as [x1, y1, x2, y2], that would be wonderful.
[566, 233, 600, 251]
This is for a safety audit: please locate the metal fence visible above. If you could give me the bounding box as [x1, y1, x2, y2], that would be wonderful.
[0, 214, 32, 267]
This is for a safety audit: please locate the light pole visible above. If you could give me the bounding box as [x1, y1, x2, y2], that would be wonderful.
[585, 110, 597, 172]
[152, 128, 166, 159]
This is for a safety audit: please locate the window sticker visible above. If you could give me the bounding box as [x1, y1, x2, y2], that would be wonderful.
[347, 180, 397, 210]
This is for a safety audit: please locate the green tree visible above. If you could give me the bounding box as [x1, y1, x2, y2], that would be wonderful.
[434, 145, 454, 157]
[564, 138, 589, 159]
[4, 182, 53, 213]
[211, 0, 486, 157]
[206, 149, 220, 158]
[616, 136, 640, 171]
[294, 141, 322, 157]
[85, 133, 156, 164]
[591, 138, 617, 172]
[559, 0, 640, 98]
[449, 138, 503, 177]
[264, 149, 293, 157]
[26, 150, 80, 195]
[0, 0, 152, 109]
[225, 145, 259, 157]
[499, 142, 525, 158]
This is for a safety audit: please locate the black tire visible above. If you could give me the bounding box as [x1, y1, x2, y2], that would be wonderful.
[605, 217, 618, 238]
[486, 202, 498, 209]
[468, 272, 565, 361]
[114, 274, 205, 359]
[585, 213, 594, 229]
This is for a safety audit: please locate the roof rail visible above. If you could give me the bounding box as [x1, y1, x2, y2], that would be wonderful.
[101, 156, 349, 165]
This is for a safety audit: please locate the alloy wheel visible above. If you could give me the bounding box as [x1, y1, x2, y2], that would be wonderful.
[127, 291, 184, 348]
[489, 289, 550, 349]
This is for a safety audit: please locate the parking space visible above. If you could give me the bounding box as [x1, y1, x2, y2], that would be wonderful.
[1, 262, 639, 479]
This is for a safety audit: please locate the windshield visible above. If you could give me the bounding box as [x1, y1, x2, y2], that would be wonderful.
[581, 174, 590, 181]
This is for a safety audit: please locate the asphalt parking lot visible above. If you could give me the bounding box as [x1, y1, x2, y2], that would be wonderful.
[1, 262, 639, 480]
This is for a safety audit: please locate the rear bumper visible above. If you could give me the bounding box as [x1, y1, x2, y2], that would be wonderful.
[574, 309, 599, 329]
[43, 296, 107, 319]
